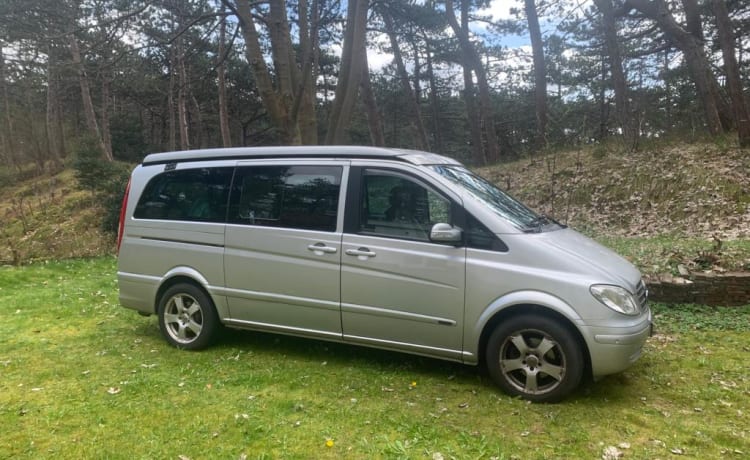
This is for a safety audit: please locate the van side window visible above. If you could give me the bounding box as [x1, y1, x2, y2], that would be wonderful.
[466, 214, 509, 252]
[228, 165, 342, 232]
[359, 170, 450, 242]
[133, 167, 233, 222]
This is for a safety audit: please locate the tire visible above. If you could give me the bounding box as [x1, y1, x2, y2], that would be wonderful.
[157, 283, 220, 350]
[485, 315, 584, 403]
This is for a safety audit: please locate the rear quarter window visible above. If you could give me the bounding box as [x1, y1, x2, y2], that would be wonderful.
[133, 167, 234, 222]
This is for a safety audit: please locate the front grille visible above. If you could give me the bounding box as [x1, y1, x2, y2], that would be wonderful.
[636, 280, 648, 310]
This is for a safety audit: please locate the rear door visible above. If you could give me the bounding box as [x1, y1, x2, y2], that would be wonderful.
[222, 160, 347, 340]
[340, 165, 466, 360]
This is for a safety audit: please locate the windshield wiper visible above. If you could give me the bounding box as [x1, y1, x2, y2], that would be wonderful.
[523, 214, 566, 233]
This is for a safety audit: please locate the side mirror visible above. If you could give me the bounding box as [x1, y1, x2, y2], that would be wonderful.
[430, 223, 462, 244]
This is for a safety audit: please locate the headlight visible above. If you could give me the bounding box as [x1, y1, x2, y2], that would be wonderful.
[590, 284, 640, 316]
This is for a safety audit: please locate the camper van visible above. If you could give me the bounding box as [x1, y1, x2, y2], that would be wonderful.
[117, 146, 651, 402]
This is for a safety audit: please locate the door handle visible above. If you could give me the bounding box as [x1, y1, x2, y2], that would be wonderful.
[307, 243, 337, 254]
[345, 247, 376, 258]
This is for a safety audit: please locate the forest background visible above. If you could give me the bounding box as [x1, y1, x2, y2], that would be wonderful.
[0, 0, 749, 267]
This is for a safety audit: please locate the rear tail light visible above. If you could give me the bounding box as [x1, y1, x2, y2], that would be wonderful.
[117, 178, 132, 254]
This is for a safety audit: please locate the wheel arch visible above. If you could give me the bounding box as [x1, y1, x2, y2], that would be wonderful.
[474, 295, 593, 381]
[154, 267, 212, 311]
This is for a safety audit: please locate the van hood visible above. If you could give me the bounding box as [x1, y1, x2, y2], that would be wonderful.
[531, 228, 642, 292]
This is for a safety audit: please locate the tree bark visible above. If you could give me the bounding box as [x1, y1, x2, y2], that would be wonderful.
[680, 0, 703, 40]
[598, 53, 608, 140]
[191, 93, 206, 148]
[461, 62, 484, 164]
[268, 0, 295, 110]
[712, 0, 750, 147]
[68, 31, 112, 161]
[98, 20, 114, 161]
[624, 0, 726, 136]
[445, 0, 500, 164]
[45, 44, 63, 169]
[168, 47, 177, 151]
[425, 39, 444, 154]
[325, 0, 369, 144]
[217, 13, 232, 148]
[525, 0, 547, 149]
[382, 10, 430, 150]
[100, 69, 113, 159]
[176, 38, 190, 150]
[594, 0, 636, 148]
[359, 48, 385, 146]
[297, 0, 319, 144]
[679, 0, 732, 130]
[229, 0, 299, 144]
[0, 48, 17, 170]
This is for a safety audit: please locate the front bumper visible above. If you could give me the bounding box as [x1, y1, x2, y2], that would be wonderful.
[582, 316, 653, 378]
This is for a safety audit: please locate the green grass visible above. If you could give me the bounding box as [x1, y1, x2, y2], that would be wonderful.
[1, 258, 749, 458]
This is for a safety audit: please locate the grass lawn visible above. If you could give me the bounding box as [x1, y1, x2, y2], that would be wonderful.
[1, 257, 748, 459]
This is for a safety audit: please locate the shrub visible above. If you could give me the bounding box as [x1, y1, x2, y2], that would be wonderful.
[72, 137, 131, 234]
[0, 167, 14, 189]
[99, 168, 130, 234]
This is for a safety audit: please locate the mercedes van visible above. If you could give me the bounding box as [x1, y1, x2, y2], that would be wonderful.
[117, 146, 651, 402]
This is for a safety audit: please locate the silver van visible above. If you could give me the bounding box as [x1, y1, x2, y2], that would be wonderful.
[117, 146, 651, 402]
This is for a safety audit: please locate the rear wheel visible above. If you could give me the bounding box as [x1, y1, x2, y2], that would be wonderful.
[157, 283, 219, 350]
[486, 315, 583, 403]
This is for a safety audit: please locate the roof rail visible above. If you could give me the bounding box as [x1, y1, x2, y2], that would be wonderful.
[140, 145, 460, 166]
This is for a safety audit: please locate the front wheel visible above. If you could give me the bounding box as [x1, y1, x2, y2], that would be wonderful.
[486, 315, 584, 403]
[157, 283, 220, 350]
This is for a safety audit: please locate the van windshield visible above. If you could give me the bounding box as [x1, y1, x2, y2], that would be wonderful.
[430, 165, 560, 232]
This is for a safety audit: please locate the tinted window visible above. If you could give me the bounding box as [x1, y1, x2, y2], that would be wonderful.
[359, 170, 450, 242]
[134, 167, 233, 222]
[228, 165, 342, 232]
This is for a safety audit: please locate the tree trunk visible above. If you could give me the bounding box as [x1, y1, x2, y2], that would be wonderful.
[191, 93, 206, 148]
[98, 21, 114, 161]
[525, 0, 547, 149]
[68, 31, 112, 161]
[359, 48, 385, 146]
[168, 47, 177, 151]
[594, 0, 636, 148]
[625, 0, 726, 136]
[382, 11, 429, 150]
[425, 40, 444, 154]
[25, 89, 45, 173]
[680, 0, 733, 131]
[45, 44, 63, 169]
[0, 48, 18, 170]
[462, 63, 484, 164]
[229, 0, 298, 144]
[664, 48, 671, 129]
[474, 74, 499, 163]
[325, 0, 369, 144]
[712, 0, 750, 147]
[100, 70, 113, 159]
[598, 53, 608, 140]
[268, 0, 295, 110]
[681, 0, 703, 40]
[297, 0, 319, 144]
[217, 13, 232, 148]
[445, 0, 500, 164]
[176, 39, 190, 150]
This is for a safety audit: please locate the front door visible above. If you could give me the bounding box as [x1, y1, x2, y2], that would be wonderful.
[340, 167, 466, 360]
